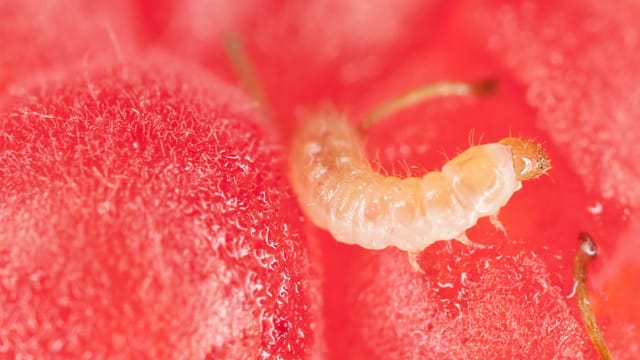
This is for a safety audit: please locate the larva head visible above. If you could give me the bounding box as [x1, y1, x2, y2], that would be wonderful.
[498, 137, 551, 181]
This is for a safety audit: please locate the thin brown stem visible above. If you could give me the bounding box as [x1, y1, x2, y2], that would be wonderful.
[359, 79, 496, 132]
[574, 232, 613, 360]
[223, 34, 273, 121]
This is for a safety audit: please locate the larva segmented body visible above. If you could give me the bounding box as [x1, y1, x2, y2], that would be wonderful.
[288, 110, 550, 252]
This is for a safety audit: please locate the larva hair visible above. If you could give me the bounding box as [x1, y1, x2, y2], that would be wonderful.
[288, 109, 550, 252]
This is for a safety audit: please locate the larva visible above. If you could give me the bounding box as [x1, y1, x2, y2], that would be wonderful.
[221, 36, 551, 257]
[288, 82, 550, 254]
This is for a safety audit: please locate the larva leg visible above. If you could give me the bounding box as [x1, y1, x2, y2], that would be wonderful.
[489, 214, 507, 236]
[456, 233, 487, 249]
[359, 79, 496, 131]
[405, 229, 491, 272]
[407, 252, 425, 273]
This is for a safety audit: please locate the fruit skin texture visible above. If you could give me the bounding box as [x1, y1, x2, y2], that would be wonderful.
[141, 0, 442, 139]
[462, 0, 640, 208]
[0, 57, 317, 358]
[2, 0, 640, 358]
[0, 0, 138, 94]
[149, 0, 640, 358]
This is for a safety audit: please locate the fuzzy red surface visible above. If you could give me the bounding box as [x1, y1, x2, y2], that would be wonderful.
[150, 1, 639, 358]
[151, 0, 639, 358]
[0, 58, 318, 358]
[0, 0, 139, 94]
[2, 0, 639, 358]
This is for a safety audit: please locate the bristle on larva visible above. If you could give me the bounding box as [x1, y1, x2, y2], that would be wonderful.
[288, 110, 550, 252]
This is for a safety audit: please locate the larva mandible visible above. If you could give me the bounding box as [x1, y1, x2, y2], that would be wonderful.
[288, 81, 551, 254]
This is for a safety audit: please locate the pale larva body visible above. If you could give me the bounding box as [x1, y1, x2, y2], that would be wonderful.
[288, 110, 549, 252]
